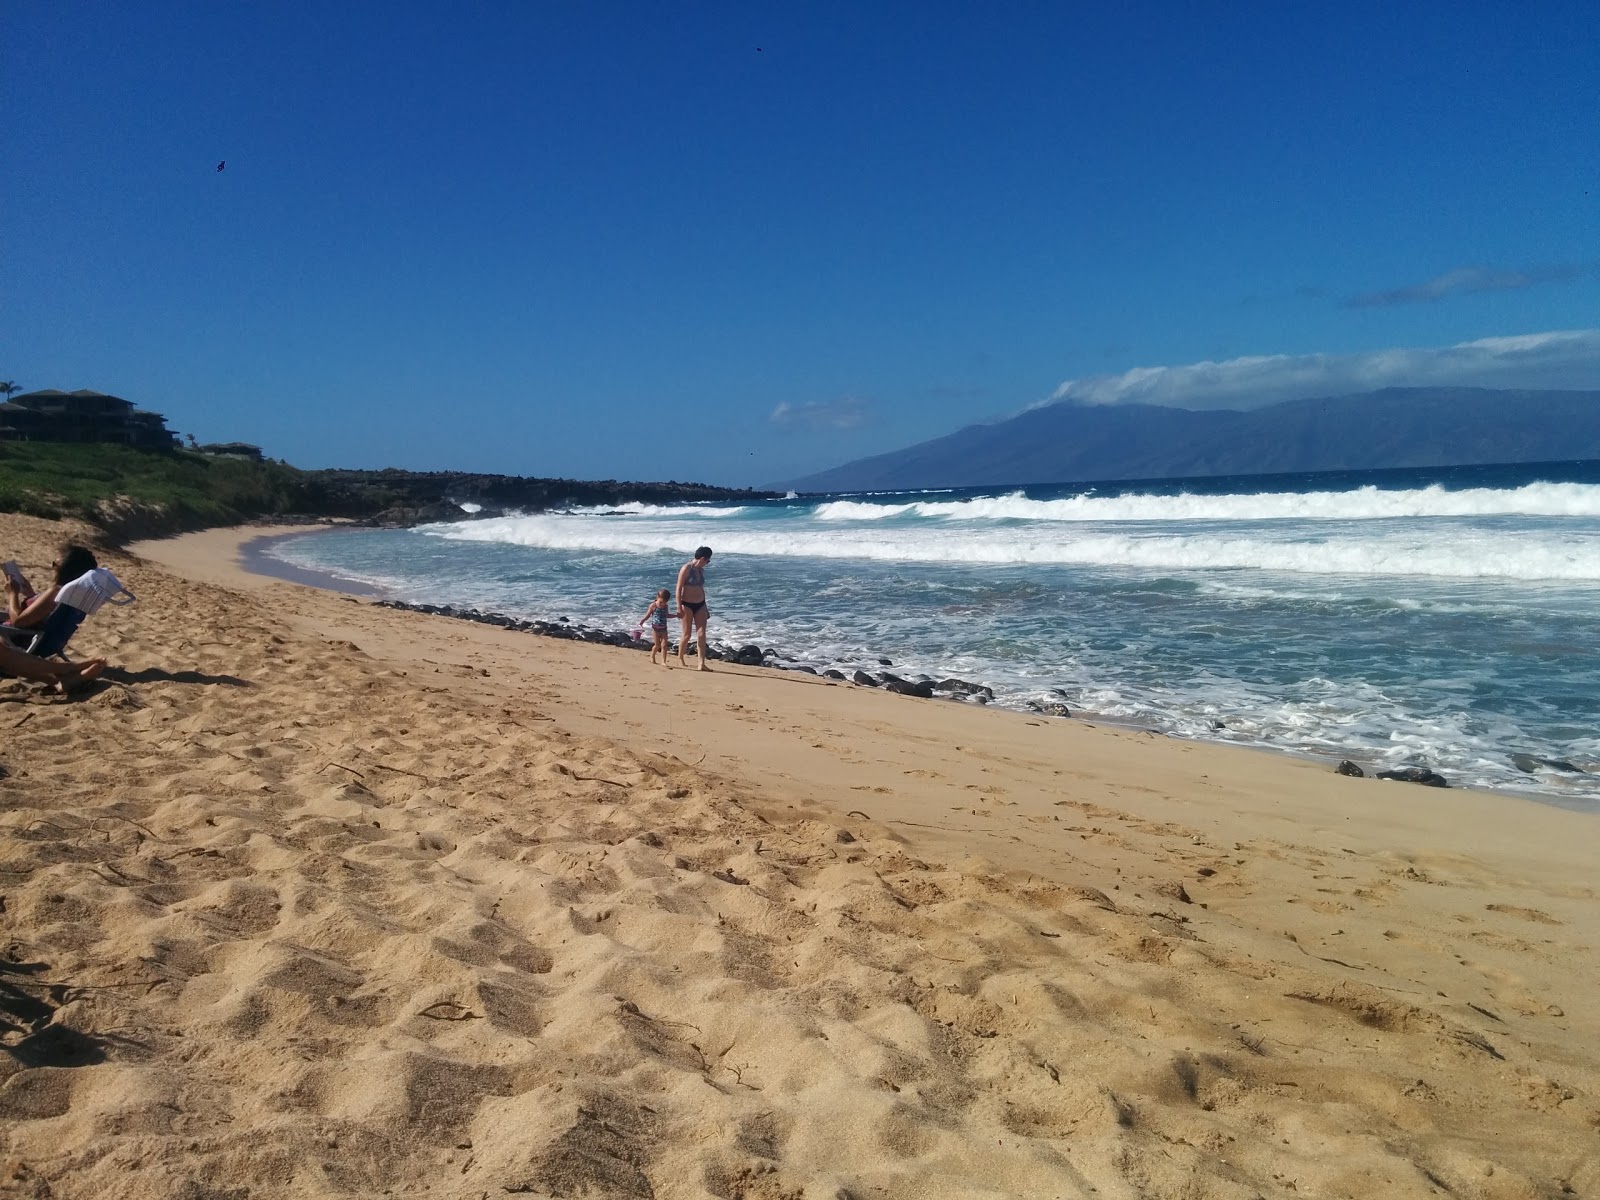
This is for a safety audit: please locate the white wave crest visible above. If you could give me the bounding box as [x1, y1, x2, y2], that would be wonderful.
[815, 482, 1600, 523]
[556, 502, 749, 518]
[422, 515, 1600, 580]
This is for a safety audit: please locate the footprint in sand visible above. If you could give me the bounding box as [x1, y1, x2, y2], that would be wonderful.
[1485, 903, 1563, 925]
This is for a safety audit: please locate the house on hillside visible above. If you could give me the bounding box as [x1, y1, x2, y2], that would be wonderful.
[0, 389, 178, 450]
[198, 442, 265, 461]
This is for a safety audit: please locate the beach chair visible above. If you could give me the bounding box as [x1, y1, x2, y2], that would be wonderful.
[0, 567, 134, 660]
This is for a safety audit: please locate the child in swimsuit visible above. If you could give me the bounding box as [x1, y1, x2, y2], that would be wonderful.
[640, 588, 677, 665]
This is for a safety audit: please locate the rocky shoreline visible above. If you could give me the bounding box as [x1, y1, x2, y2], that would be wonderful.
[373, 600, 1589, 789]
[371, 599, 1016, 707]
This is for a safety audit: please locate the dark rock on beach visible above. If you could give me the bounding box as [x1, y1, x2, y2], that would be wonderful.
[883, 678, 934, 699]
[822, 669, 847, 681]
[1026, 701, 1071, 718]
[1375, 767, 1449, 787]
[851, 670, 879, 687]
[1335, 760, 1365, 777]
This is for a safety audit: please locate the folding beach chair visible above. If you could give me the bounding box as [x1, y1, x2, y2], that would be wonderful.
[0, 567, 135, 661]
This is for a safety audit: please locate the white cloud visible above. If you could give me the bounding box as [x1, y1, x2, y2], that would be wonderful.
[1046, 329, 1600, 412]
[770, 395, 871, 430]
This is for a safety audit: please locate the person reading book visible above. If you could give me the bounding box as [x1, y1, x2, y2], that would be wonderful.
[4, 545, 100, 631]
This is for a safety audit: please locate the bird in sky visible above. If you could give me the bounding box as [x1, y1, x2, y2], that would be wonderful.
[216, 160, 226, 172]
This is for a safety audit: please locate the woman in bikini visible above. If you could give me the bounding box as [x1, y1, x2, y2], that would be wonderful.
[675, 546, 713, 671]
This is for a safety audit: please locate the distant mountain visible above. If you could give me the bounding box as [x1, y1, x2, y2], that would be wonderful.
[784, 388, 1600, 492]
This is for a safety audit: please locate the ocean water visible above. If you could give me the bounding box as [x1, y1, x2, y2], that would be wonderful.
[266, 460, 1600, 810]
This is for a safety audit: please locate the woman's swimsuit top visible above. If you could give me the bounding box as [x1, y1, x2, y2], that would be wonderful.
[684, 563, 705, 588]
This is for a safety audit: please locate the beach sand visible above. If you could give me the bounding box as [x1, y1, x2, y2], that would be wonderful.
[2, 512, 1596, 1198]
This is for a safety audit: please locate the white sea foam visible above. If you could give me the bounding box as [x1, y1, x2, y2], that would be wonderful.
[425, 514, 1600, 581]
[814, 482, 1600, 523]
[560, 502, 748, 518]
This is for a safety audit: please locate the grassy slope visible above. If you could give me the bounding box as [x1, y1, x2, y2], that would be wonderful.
[0, 443, 306, 527]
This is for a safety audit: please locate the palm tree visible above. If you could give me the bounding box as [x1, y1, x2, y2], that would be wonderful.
[0, 381, 19, 402]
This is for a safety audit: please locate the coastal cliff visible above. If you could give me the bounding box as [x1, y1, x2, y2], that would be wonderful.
[0, 442, 773, 543]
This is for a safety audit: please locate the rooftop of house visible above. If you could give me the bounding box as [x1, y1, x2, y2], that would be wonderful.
[8, 389, 135, 412]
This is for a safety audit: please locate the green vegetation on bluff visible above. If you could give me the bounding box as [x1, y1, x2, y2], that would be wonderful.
[0, 442, 306, 528]
[0, 441, 772, 541]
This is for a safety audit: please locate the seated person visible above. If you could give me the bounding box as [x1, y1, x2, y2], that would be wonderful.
[4, 545, 100, 634]
[0, 639, 106, 693]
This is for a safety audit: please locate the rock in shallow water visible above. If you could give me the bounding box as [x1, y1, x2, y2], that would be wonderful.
[1511, 753, 1585, 774]
[1335, 760, 1365, 777]
[935, 678, 992, 698]
[1026, 701, 1071, 718]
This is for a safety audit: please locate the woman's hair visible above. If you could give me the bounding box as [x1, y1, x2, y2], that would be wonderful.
[694, 546, 712, 560]
[54, 544, 98, 586]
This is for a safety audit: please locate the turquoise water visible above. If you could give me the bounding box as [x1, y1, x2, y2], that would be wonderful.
[268, 461, 1600, 809]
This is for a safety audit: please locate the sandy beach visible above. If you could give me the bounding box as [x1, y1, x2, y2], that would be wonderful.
[1, 512, 1596, 1198]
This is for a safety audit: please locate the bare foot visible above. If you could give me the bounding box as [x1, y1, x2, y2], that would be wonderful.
[54, 658, 107, 694]
[697, 664, 713, 673]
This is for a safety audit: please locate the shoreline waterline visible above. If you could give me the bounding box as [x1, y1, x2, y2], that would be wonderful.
[221, 522, 1590, 812]
[236, 527, 385, 597]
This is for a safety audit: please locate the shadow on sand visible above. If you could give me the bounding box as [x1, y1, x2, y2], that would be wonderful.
[100, 666, 251, 688]
[0, 959, 108, 1069]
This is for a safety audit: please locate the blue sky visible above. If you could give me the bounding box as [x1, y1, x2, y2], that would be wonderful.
[5, 1, 1597, 487]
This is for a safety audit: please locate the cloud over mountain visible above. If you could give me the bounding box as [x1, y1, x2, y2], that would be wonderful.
[1047, 330, 1600, 412]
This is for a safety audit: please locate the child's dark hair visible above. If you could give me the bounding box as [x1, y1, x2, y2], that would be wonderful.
[54, 545, 98, 586]
[657, 588, 671, 599]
